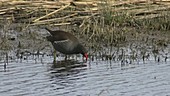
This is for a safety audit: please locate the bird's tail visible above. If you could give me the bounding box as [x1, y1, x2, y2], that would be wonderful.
[45, 27, 57, 36]
[45, 27, 52, 32]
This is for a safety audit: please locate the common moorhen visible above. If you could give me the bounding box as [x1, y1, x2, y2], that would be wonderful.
[45, 27, 88, 61]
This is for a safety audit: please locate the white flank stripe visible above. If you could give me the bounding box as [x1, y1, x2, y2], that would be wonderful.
[54, 39, 69, 44]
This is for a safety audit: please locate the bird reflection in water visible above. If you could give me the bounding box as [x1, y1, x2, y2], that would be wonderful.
[46, 60, 87, 90]
[47, 59, 87, 75]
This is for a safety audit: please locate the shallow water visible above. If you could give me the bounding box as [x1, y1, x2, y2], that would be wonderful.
[0, 56, 170, 96]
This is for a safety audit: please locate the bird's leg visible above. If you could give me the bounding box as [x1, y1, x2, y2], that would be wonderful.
[65, 55, 67, 61]
[53, 50, 57, 64]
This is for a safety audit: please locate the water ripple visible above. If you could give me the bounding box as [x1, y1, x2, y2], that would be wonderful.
[0, 58, 170, 96]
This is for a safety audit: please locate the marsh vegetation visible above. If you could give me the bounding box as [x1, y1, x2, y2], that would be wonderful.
[0, 0, 170, 65]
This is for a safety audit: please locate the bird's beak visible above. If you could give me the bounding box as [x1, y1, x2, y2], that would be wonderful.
[84, 53, 88, 61]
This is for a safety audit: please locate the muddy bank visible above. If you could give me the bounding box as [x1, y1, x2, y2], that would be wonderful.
[0, 24, 169, 65]
[0, 0, 170, 64]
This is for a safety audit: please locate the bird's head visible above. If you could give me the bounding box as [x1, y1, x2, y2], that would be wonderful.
[82, 53, 88, 62]
[78, 44, 88, 62]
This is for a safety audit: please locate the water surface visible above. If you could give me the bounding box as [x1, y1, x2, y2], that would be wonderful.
[0, 56, 170, 96]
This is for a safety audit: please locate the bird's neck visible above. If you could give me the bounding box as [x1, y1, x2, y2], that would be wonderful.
[74, 44, 85, 54]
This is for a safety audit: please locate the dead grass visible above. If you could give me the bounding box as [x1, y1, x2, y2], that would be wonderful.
[0, 0, 170, 60]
